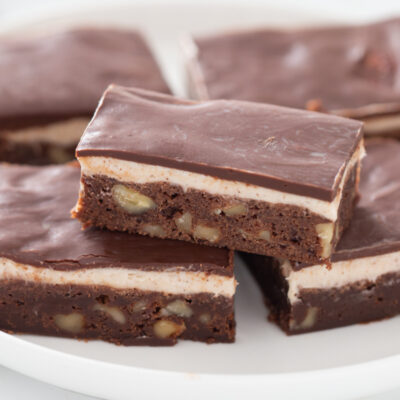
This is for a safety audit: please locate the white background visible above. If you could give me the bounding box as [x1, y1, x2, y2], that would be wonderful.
[0, 1, 400, 399]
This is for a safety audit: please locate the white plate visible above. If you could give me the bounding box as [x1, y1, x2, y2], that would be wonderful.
[1, 2, 400, 399]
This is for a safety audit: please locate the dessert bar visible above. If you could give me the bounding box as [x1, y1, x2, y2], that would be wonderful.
[0, 163, 235, 345]
[184, 18, 400, 137]
[243, 139, 400, 334]
[74, 85, 364, 263]
[0, 27, 170, 164]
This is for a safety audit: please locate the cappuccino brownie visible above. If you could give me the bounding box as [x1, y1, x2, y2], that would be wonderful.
[74, 85, 364, 264]
[243, 139, 400, 334]
[0, 163, 235, 345]
[184, 18, 400, 136]
[0, 27, 170, 165]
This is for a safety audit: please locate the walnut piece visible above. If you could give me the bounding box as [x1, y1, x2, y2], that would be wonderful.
[289, 307, 319, 331]
[316, 222, 334, 258]
[54, 312, 84, 334]
[131, 300, 147, 313]
[193, 225, 220, 243]
[164, 300, 193, 318]
[199, 313, 211, 324]
[258, 230, 271, 241]
[175, 212, 192, 233]
[143, 224, 166, 238]
[153, 320, 185, 339]
[93, 304, 126, 324]
[240, 229, 271, 242]
[222, 203, 247, 216]
[112, 184, 156, 215]
[335, 223, 340, 241]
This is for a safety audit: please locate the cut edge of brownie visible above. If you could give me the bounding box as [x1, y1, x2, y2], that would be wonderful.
[243, 251, 400, 334]
[0, 279, 235, 345]
[0, 116, 90, 164]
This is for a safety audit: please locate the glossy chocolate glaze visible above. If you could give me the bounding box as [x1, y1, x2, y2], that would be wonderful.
[0, 27, 170, 128]
[0, 163, 231, 274]
[191, 18, 400, 116]
[332, 139, 400, 261]
[76, 85, 363, 201]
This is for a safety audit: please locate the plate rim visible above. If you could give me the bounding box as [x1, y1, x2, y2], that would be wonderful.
[1, 330, 400, 400]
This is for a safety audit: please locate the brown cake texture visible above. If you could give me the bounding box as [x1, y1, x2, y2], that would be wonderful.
[243, 139, 400, 334]
[74, 85, 364, 264]
[0, 163, 235, 345]
[0, 27, 170, 165]
[184, 18, 400, 137]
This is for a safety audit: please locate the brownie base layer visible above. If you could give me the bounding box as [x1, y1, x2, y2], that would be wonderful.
[245, 254, 400, 334]
[74, 163, 358, 264]
[0, 138, 76, 165]
[0, 280, 235, 345]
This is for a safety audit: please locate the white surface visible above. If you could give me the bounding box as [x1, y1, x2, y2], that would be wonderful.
[2, 364, 400, 400]
[0, 366, 98, 400]
[1, 1, 400, 400]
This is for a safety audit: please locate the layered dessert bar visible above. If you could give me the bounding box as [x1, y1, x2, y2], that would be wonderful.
[73, 85, 364, 264]
[243, 139, 400, 334]
[183, 18, 400, 137]
[0, 163, 235, 345]
[0, 27, 170, 165]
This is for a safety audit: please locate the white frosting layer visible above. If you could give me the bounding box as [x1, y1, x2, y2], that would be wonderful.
[78, 142, 363, 221]
[3, 117, 90, 145]
[363, 114, 400, 136]
[0, 257, 236, 298]
[283, 251, 400, 303]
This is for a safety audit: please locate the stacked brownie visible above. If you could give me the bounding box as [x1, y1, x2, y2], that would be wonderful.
[72, 84, 365, 337]
[72, 86, 364, 264]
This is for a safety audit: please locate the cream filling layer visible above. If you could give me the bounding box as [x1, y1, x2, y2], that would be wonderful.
[0, 257, 236, 297]
[2, 117, 90, 145]
[78, 141, 363, 222]
[363, 114, 400, 136]
[282, 251, 400, 304]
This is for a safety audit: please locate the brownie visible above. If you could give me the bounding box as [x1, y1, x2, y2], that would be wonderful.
[0, 163, 235, 345]
[0, 27, 170, 165]
[183, 18, 400, 137]
[243, 139, 400, 334]
[73, 85, 364, 264]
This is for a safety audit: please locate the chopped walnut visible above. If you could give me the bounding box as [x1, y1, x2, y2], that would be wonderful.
[175, 212, 192, 233]
[112, 184, 156, 215]
[193, 225, 220, 242]
[289, 307, 319, 331]
[164, 300, 193, 318]
[93, 304, 126, 324]
[316, 222, 334, 258]
[153, 320, 185, 339]
[54, 313, 84, 334]
[143, 224, 166, 238]
[222, 203, 247, 216]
